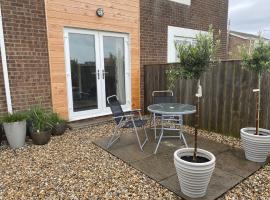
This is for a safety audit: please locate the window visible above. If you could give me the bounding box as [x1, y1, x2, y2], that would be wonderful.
[169, 0, 191, 6]
[167, 26, 207, 63]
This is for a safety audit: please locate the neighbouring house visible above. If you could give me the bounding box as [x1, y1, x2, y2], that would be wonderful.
[0, 0, 228, 121]
[228, 30, 270, 59]
[140, 0, 229, 109]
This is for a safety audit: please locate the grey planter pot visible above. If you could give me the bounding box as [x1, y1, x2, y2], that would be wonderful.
[30, 129, 51, 145]
[3, 120, 26, 149]
[240, 127, 270, 163]
[174, 148, 216, 198]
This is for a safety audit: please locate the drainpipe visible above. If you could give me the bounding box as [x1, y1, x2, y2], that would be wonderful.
[0, 6, 12, 113]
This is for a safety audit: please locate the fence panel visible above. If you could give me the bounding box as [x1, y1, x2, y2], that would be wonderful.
[144, 60, 268, 138]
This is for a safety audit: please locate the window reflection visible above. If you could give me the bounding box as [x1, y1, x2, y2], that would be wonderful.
[103, 36, 126, 105]
[69, 33, 98, 112]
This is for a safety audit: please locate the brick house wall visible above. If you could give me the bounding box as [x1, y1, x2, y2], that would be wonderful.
[140, 0, 229, 109]
[228, 35, 254, 59]
[0, 0, 52, 113]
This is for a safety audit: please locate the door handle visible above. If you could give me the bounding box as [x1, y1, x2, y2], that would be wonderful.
[97, 70, 100, 79]
[102, 70, 108, 79]
[102, 70, 104, 79]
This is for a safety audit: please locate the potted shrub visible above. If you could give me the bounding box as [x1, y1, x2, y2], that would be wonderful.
[167, 27, 220, 198]
[28, 106, 52, 145]
[49, 112, 67, 136]
[1, 112, 27, 149]
[240, 37, 270, 163]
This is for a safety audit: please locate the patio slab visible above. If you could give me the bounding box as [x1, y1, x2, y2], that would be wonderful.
[94, 129, 266, 200]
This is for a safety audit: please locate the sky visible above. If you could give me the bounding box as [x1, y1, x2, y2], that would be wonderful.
[229, 0, 270, 39]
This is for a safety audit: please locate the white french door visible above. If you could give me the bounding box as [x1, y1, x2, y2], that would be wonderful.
[64, 28, 131, 121]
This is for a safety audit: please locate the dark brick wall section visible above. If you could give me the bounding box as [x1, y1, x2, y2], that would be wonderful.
[228, 35, 252, 59]
[0, 0, 52, 112]
[140, 0, 229, 109]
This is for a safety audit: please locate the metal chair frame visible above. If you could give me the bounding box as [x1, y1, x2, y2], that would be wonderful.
[154, 114, 188, 154]
[106, 95, 148, 151]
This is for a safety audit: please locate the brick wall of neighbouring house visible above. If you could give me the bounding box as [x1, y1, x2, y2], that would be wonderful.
[228, 35, 252, 59]
[0, 0, 52, 113]
[140, 0, 229, 109]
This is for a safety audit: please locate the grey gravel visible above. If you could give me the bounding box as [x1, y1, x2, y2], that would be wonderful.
[0, 123, 177, 200]
[0, 122, 269, 199]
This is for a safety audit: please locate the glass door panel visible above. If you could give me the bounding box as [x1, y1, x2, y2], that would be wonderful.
[68, 33, 98, 112]
[103, 36, 126, 106]
[65, 29, 131, 120]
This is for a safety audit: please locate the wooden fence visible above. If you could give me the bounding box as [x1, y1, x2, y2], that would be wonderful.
[144, 60, 270, 138]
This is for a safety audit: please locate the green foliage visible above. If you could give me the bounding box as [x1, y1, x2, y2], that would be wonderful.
[241, 37, 270, 76]
[28, 106, 53, 132]
[48, 112, 66, 126]
[167, 27, 220, 89]
[1, 112, 27, 123]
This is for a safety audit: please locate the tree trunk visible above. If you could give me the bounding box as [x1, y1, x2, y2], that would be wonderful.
[255, 74, 261, 135]
[193, 79, 201, 161]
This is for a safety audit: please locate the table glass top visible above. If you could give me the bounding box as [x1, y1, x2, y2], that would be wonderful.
[148, 103, 196, 115]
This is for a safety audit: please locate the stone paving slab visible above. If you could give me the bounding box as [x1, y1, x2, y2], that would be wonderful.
[94, 129, 264, 200]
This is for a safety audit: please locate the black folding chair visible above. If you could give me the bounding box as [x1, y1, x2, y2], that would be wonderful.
[106, 95, 149, 151]
[152, 90, 175, 105]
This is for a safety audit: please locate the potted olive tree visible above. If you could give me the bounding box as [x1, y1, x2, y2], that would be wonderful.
[240, 37, 270, 163]
[49, 112, 67, 136]
[167, 28, 219, 198]
[1, 112, 27, 149]
[28, 106, 52, 145]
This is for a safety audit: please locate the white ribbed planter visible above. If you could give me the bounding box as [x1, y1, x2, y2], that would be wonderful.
[3, 120, 26, 149]
[240, 127, 270, 163]
[174, 148, 215, 198]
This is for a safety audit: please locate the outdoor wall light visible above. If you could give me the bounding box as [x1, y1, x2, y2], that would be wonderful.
[96, 8, 104, 17]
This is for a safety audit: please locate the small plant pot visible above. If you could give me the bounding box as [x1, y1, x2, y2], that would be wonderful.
[31, 129, 51, 145]
[3, 120, 26, 149]
[174, 148, 216, 198]
[51, 122, 67, 136]
[241, 127, 270, 163]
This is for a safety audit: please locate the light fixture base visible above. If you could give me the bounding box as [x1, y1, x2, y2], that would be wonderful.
[96, 8, 104, 17]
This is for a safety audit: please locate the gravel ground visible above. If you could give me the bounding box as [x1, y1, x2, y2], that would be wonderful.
[0, 122, 269, 200]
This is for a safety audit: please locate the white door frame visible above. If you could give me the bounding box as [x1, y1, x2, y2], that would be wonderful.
[64, 28, 131, 121]
[98, 31, 131, 114]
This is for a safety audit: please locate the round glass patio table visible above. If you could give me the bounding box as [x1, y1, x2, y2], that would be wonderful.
[148, 103, 196, 115]
[148, 103, 196, 154]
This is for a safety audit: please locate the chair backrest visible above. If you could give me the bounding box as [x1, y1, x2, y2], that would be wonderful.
[152, 90, 175, 104]
[107, 95, 124, 125]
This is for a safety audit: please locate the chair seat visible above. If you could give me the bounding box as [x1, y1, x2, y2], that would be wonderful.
[122, 119, 147, 128]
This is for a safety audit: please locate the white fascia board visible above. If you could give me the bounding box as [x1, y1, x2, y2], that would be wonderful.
[169, 0, 191, 6]
[229, 33, 248, 40]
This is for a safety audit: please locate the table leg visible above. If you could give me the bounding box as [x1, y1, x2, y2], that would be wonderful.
[154, 113, 157, 140]
[154, 115, 164, 154]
